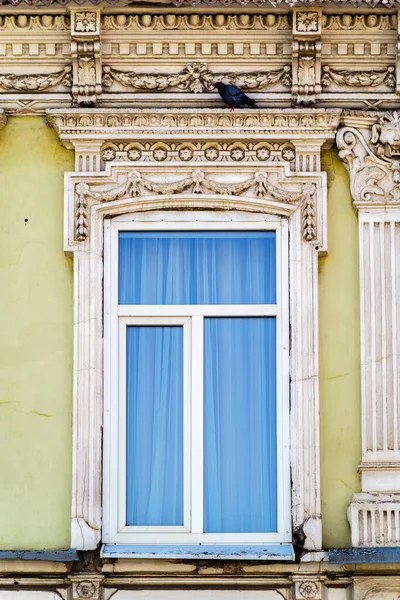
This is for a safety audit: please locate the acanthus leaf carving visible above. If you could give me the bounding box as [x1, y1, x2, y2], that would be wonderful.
[102, 63, 292, 93]
[0, 66, 72, 92]
[322, 66, 396, 88]
[70, 8, 102, 105]
[337, 111, 400, 206]
[74, 170, 315, 242]
[292, 9, 322, 105]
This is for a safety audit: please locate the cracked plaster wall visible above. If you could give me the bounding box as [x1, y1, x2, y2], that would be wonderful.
[0, 121, 361, 550]
[0, 117, 74, 549]
[319, 149, 362, 548]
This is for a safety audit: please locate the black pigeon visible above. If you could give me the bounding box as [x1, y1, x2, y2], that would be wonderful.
[214, 82, 258, 110]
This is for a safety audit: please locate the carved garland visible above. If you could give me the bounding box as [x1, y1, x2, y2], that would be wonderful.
[322, 66, 396, 89]
[74, 170, 316, 243]
[102, 63, 292, 93]
[0, 66, 72, 92]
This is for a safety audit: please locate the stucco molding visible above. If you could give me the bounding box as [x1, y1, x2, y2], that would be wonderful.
[47, 108, 341, 144]
[0, 67, 72, 92]
[337, 110, 400, 547]
[102, 63, 292, 93]
[0, 9, 399, 113]
[48, 107, 336, 552]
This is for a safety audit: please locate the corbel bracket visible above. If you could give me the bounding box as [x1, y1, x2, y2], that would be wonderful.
[70, 8, 102, 105]
[292, 8, 322, 105]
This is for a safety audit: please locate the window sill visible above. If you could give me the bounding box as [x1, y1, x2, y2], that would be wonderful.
[101, 544, 294, 560]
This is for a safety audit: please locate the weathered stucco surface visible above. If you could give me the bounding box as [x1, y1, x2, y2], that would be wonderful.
[0, 122, 360, 549]
[319, 149, 362, 548]
[0, 117, 74, 549]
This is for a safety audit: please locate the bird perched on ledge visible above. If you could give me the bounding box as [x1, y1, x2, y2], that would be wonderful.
[214, 82, 258, 110]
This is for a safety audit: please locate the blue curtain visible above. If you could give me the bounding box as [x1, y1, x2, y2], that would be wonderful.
[204, 317, 277, 533]
[125, 326, 183, 526]
[119, 231, 276, 305]
[120, 231, 277, 533]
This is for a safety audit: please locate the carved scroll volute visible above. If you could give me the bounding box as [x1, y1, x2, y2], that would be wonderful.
[337, 112, 400, 208]
[292, 8, 322, 105]
[70, 8, 102, 105]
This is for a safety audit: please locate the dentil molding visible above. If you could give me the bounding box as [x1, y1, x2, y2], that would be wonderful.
[46, 107, 338, 551]
[337, 110, 400, 546]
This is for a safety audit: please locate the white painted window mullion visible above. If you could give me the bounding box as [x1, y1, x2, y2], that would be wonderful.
[183, 318, 192, 530]
[191, 315, 204, 533]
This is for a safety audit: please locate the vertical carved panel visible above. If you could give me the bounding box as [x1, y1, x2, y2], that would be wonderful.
[70, 9, 102, 105]
[292, 9, 322, 105]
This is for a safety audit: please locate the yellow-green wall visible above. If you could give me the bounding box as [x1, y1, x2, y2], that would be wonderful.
[0, 120, 360, 550]
[0, 117, 74, 549]
[319, 150, 362, 548]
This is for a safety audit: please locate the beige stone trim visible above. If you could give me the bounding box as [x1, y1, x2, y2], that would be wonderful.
[337, 110, 400, 546]
[47, 107, 340, 551]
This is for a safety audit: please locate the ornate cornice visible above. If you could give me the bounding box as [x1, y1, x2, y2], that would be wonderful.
[47, 108, 342, 145]
[337, 110, 400, 208]
[0, 7, 399, 113]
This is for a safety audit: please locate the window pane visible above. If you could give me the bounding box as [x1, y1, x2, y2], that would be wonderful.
[119, 231, 276, 305]
[126, 326, 184, 526]
[204, 317, 277, 533]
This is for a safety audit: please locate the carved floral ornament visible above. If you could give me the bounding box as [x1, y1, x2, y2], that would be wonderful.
[337, 111, 400, 206]
[102, 63, 292, 93]
[101, 141, 296, 164]
[73, 170, 317, 243]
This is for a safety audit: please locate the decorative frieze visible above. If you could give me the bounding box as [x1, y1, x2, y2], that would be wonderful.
[101, 140, 296, 164]
[337, 110, 400, 546]
[0, 15, 69, 31]
[74, 169, 315, 242]
[322, 14, 396, 31]
[102, 13, 291, 31]
[0, 7, 397, 111]
[70, 8, 101, 105]
[102, 63, 291, 93]
[47, 108, 341, 143]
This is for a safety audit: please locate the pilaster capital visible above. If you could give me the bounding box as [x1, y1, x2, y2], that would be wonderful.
[337, 110, 400, 210]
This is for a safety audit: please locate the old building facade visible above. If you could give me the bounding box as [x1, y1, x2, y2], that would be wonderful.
[0, 2, 400, 600]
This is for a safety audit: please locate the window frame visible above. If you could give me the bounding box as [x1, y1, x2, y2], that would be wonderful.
[102, 210, 291, 546]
